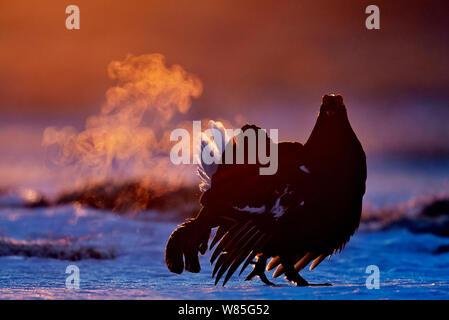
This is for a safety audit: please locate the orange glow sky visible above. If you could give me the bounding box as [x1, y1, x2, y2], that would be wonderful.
[0, 0, 448, 192]
[1, 0, 447, 115]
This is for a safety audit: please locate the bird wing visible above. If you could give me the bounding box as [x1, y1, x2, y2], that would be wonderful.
[209, 210, 275, 286]
[268, 196, 363, 278]
[209, 179, 309, 286]
[207, 175, 307, 285]
[200, 125, 307, 285]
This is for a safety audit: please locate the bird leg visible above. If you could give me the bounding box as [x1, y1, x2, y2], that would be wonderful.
[245, 255, 275, 286]
[282, 263, 309, 287]
[281, 257, 332, 286]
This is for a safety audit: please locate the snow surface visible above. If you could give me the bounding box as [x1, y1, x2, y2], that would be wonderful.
[1, 204, 449, 299]
[1, 156, 449, 299]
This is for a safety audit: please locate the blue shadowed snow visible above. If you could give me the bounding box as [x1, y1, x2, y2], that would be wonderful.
[0, 156, 449, 299]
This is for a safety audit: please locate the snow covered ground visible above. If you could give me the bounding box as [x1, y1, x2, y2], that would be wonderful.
[1, 156, 449, 299]
[1, 205, 448, 299]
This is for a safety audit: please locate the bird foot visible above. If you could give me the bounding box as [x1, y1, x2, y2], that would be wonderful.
[285, 276, 309, 287]
[307, 283, 332, 287]
[285, 277, 332, 287]
[258, 273, 276, 286]
[245, 272, 276, 286]
[284, 271, 309, 287]
[245, 263, 275, 286]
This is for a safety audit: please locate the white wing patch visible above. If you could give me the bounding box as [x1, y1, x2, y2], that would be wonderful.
[233, 205, 266, 214]
[271, 199, 285, 218]
[299, 165, 310, 174]
[270, 187, 292, 218]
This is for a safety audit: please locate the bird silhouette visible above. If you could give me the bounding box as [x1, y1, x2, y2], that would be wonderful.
[165, 94, 367, 286]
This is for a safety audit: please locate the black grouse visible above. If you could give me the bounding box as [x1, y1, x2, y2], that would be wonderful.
[165, 94, 367, 286]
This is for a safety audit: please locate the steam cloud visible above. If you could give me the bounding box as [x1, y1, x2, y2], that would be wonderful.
[42, 54, 203, 187]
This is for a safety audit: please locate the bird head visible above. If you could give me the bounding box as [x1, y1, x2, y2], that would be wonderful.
[304, 93, 362, 170]
[319, 94, 347, 120]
